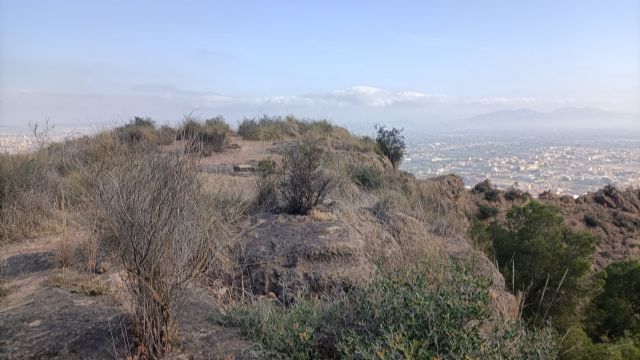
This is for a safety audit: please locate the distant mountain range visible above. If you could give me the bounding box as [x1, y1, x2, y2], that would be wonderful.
[465, 107, 639, 130]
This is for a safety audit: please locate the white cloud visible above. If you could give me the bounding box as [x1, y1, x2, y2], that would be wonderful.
[316, 86, 447, 107]
[191, 86, 448, 108]
[5, 85, 628, 133]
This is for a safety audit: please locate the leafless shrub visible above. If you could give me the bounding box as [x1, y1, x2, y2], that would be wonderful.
[90, 151, 209, 357]
[31, 119, 54, 150]
[280, 143, 333, 215]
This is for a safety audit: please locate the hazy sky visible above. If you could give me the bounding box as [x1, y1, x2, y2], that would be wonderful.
[1, 0, 638, 131]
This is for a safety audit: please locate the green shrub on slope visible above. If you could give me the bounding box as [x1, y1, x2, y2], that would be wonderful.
[489, 201, 595, 329]
[217, 262, 557, 359]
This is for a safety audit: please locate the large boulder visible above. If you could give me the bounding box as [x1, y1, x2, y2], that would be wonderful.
[237, 202, 519, 318]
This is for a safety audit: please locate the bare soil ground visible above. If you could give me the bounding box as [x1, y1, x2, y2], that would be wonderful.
[0, 235, 256, 360]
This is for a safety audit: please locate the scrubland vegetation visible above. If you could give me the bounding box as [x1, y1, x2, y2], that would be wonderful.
[1, 114, 639, 359]
[216, 261, 557, 359]
[471, 199, 640, 359]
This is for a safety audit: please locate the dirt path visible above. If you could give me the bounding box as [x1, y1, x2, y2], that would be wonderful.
[0, 236, 256, 359]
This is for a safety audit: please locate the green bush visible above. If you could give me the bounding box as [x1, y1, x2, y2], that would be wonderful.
[561, 325, 640, 360]
[469, 220, 493, 255]
[297, 118, 333, 137]
[485, 188, 501, 202]
[477, 204, 499, 219]
[584, 214, 599, 227]
[238, 115, 296, 140]
[489, 201, 595, 329]
[178, 118, 205, 140]
[349, 164, 383, 190]
[131, 116, 155, 128]
[585, 261, 640, 341]
[280, 144, 332, 215]
[375, 125, 406, 169]
[216, 299, 319, 359]
[217, 262, 558, 359]
[238, 115, 334, 141]
[179, 118, 228, 155]
[184, 131, 226, 155]
[115, 116, 175, 146]
[204, 115, 233, 135]
[473, 179, 493, 193]
[504, 187, 530, 201]
[256, 159, 277, 175]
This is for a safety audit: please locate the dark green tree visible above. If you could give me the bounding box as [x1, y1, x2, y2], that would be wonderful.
[586, 260, 640, 341]
[489, 201, 595, 329]
[375, 125, 406, 169]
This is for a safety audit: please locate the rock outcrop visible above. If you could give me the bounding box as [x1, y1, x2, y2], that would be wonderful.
[237, 174, 519, 319]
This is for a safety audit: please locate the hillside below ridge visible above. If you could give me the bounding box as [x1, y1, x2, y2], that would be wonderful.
[1, 121, 638, 358]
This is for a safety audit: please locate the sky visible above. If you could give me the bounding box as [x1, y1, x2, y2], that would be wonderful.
[1, 0, 639, 132]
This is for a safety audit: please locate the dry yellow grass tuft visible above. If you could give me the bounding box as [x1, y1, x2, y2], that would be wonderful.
[309, 209, 336, 221]
[76, 237, 98, 273]
[43, 269, 110, 296]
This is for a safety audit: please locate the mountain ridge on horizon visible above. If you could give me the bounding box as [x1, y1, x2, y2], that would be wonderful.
[463, 106, 639, 130]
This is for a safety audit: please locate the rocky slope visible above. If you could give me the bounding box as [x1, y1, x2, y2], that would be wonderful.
[468, 179, 640, 270]
[541, 185, 640, 269]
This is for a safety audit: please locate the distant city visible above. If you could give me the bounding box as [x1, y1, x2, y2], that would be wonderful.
[402, 129, 640, 196]
[2, 126, 639, 197]
[0, 126, 100, 154]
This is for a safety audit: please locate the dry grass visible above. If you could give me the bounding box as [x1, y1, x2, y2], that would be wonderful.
[396, 174, 471, 237]
[55, 237, 74, 269]
[55, 195, 74, 268]
[0, 266, 7, 300]
[0, 153, 62, 243]
[309, 209, 336, 221]
[43, 269, 111, 296]
[1, 190, 61, 242]
[76, 236, 98, 273]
